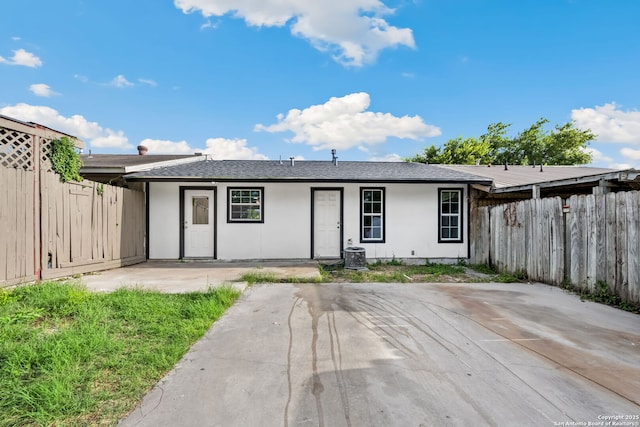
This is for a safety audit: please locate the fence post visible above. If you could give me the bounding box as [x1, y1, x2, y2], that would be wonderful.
[33, 135, 42, 281]
[562, 199, 570, 285]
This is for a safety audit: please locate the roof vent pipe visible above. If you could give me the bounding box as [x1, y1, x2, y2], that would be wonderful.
[289, 156, 295, 167]
[331, 149, 338, 166]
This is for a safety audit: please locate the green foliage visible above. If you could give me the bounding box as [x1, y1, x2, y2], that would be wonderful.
[368, 257, 404, 269]
[50, 137, 83, 182]
[239, 270, 324, 284]
[408, 119, 595, 166]
[406, 263, 466, 276]
[493, 270, 528, 283]
[344, 270, 412, 283]
[239, 271, 280, 285]
[468, 264, 497, 275]
[0, 282, 240, 426]
[562, 280, 640, 313]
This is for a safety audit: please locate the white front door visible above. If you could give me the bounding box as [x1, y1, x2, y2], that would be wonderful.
[313, 190, 341, 258]
[184, 189, 214, 258]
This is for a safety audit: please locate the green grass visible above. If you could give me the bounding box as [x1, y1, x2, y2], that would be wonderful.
[322, 261, 468, 283]
[0, 281, 240, 427]
[239, 271, 280, 285]
[404, 263, 466, 276]
[561, 280, 640, 313]
[492, 270, 528, 283]
[342, 270, 412, 283]
[239, 270, 325, 285]
[468, 263, 497, 275]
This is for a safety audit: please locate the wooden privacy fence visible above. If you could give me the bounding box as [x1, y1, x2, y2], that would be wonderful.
[39, 171, 145, 280]
[1, 116, 145, 287]
[469, 192, 640, 303]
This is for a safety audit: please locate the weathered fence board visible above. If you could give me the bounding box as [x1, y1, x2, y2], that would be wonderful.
[1, 166, 145, 286]
[615, 192, 629, 300]
[0, 167, 38, 285]
[605, 192, 617, 288]
[39, 171, 145, 280]
[471, 191, 639, 304]
[628, 193, 639, 302]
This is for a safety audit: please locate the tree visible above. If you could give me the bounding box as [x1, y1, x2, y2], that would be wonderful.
[407, 119, 595, 165]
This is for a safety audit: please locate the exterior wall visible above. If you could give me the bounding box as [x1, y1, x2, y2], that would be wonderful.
[148, 181, 469, 261]
[148, 182, 182, 259]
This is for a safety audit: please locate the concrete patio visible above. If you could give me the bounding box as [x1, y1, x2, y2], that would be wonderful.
[80, 260, 321, 293]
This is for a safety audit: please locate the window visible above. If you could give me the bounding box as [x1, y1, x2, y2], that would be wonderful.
[228, 188, 264, 222]
[361, 188, 385, 242]
[439, 189, 462, 243]
[192, 196, 209, 224]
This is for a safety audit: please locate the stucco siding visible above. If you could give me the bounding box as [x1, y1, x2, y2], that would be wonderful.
[217, 183, 311, 259]
[147, 181, 469, 260]
[148, 182, 182, 259]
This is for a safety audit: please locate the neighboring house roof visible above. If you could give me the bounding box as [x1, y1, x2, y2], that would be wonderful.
[80, 154, 207, 174]
[125, 159, 493, 184]
[438, 164, 640, 194]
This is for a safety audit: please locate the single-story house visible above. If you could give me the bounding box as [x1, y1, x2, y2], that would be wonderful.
[125, 159, 491, 262]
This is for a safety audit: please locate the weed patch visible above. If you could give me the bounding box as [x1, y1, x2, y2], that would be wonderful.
[468, 264, 497, 275]
[239, 271, 280, 285]
[561, 280, 640, 313]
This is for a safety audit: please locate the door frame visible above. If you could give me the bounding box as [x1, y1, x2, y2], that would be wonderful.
[179, 186, 217, 259]
[310, 187, 344, 259]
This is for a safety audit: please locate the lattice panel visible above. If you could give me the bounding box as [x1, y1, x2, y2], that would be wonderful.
[39, 137, 54, 172]
[0, 126, 34, 170]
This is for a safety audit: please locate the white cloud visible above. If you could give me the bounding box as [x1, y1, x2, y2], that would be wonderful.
[255, 92, 441, 151]
[620, 147, 640, 161]
[571, 103, 640, 144]
[174, 0, 415, 66]
[91, 130, 130, 148]
[200, 19, 219, 30]
[136, 137, 268, 159]
[0, 103, 132, 150]
[29, 83, 58, 97]
[369, 153, 404, 162]
[583, 147, 612, 164]
[582, 146, 639, 169]
[109, 74, 134, 88]
[0, 48, 42, 67]
[74, 74, 89, 83]
[138, 139, 193, 154]
[203, 138, 268, 159]
[138, 78, 158, 87]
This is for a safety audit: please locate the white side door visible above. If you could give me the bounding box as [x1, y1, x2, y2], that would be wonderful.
[184, 189, 214, 258]
[313, 190, 341, 258]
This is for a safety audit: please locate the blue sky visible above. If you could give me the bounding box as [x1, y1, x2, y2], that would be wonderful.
[1, 0, 639, 168]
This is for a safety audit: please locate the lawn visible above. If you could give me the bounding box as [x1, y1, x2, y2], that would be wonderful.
[0, 282, 240, 427]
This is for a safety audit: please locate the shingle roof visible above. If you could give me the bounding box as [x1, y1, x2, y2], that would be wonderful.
[124, 160, 493, 183]
[438, 165, 619, 189]
[81, 154, 201, 168]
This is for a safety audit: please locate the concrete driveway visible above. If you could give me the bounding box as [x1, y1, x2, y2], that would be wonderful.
[80, 260, 321, 293]
[119, 282, 640, 427]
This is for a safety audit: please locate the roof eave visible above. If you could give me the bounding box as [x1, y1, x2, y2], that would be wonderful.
[124, 175, 493, 184]
[490, 169, 637, 194]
